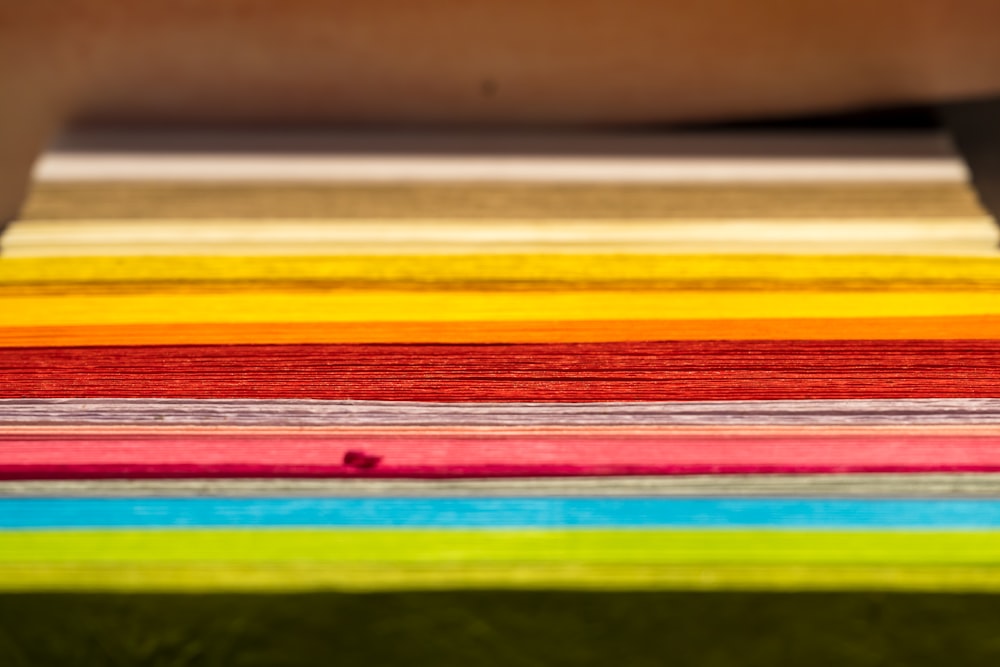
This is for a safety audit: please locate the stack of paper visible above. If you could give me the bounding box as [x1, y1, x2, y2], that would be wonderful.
[1, 129, 999, 593]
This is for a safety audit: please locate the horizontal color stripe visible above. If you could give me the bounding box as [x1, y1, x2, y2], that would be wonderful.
[6, 529, 1000, 563]
[21, 183, 986, 220]
[4, 398, 999, 427]
[12, 242, 998, 258]
[3, 291, 1000, 327]
[43, 128, 961, 160]
[7, 473, 1000, 498]
[2, 317, 999, 347]
[5, 255, 1000, 290]
[5, 498, 1000, 529]
[4, 562, 1000, 592]
[6, 219, 996, 258]
[3, 341, 998, 401]
[5, 434, 1000, 479]
[8, 218, 995, 246]
[32, 153, 968, 184]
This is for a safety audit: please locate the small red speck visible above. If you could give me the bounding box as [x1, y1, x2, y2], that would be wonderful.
[343, 450, 382, 469]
